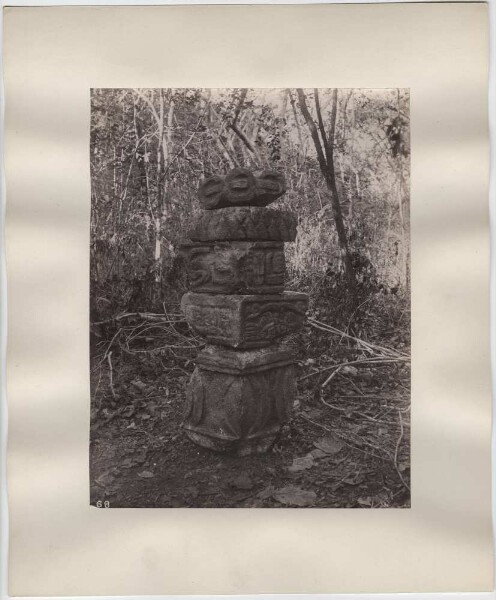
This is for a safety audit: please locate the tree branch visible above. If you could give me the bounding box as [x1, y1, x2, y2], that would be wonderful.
[229, 88, 261, 162]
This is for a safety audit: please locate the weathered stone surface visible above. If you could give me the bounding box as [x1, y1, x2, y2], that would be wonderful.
[182, 241, 285, 294]
[197, 343, 295, 373]
[180, 169, 306, 456]
[182, 345, 296, 455]
[199, 168, 286, 210]
[181, 291, 308, 349]
[189, 206, 297, 242]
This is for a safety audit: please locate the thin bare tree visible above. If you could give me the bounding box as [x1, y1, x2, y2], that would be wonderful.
[296, 88, 356, 291]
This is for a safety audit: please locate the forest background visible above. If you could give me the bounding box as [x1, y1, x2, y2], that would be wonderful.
[89, 88, 411, 508]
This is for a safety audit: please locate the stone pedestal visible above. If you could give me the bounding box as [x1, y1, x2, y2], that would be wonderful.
[180, 169, 307, 455]
[183, 345, 296, 456]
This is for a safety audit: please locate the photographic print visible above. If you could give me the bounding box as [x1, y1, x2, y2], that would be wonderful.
[90, 88, 410, 508]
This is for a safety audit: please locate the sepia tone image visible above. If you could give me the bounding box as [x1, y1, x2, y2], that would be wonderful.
[90, 88, 410, 508]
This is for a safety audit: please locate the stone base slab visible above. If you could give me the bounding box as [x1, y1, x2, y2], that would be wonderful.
[181, 291, 308, 349]
[182, 345, 296, 455]
[181, 241, 285, 294]
[197, 343, 295, 374]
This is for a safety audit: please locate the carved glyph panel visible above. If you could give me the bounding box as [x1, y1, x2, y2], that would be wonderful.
[189, 206, 297, 242]
[181, 292, 308, 349]
[185, 241, 285, 294]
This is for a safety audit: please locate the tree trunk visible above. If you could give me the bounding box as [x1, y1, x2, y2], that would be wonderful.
[133, 101, 151, 211]
[297, 88, 356, 291]
[288, 90, 304, 155]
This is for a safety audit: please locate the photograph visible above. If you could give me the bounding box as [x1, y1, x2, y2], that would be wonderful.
[89, 87, 411, 508]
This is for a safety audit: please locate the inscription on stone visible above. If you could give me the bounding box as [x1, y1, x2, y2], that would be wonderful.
[187, 305, 233, 343]
[181, 292, 308, 349]
[243, 300, 308, 342]
[184, 241, 285, 294]
[189, 206, 297, 242]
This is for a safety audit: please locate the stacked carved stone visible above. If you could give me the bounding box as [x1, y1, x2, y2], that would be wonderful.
[181, 168, 308, 456]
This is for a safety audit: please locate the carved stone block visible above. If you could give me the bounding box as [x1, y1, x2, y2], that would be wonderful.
[199, 168, 286, 210]
[189, 207, 297, 242]
[182, 345, 296, 455]
[181, 291, 308, 349]
[182, 241, 285, 294]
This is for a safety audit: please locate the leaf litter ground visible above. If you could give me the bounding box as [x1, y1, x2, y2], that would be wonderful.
[90, 307, 410, 509]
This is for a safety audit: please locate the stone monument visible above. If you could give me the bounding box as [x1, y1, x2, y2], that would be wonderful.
[180, 168, 308, 456]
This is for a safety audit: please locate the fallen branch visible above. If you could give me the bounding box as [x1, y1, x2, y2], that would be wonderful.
[321, 365, 342, 388]
[107, 351, 117, 399]
[97, 328, 122, 367]
[299, 356, 409, 382]
[93, 312, 185, 325]
[320, 397, 387, 424]
[299, 413, 387, 462]
[394, 408, 410, 491]
[308, 318, 409, 360]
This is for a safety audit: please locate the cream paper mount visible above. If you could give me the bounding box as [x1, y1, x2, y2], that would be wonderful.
[3, 3, 492, 596]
